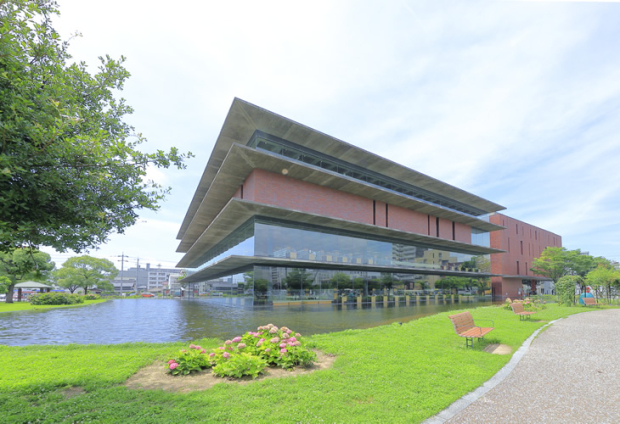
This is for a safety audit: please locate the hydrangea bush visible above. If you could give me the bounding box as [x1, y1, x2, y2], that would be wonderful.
[165, 324, 316, 378]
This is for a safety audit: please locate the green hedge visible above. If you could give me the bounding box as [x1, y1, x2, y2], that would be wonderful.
[29, 293, 84, 305]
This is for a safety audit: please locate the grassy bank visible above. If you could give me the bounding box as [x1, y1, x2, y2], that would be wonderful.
[0, 304, 595, 423]
[0, 299, 107, 313]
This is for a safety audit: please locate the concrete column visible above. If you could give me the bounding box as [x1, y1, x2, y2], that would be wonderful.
[394, 296, 399, 307]
[371, 296, 376, 308]
[357, 296, 362, 307]
[406, 295, 410, 306]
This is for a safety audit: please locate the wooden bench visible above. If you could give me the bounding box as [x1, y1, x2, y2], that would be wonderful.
[583, 297, 601, 307]
[448, 311, 494, 348]
[510, 303, 536, 320]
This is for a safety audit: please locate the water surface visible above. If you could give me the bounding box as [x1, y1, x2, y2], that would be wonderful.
[0, 298, 493, 346]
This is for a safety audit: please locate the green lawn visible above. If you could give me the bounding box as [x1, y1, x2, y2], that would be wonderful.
[0, 304, 595, 423]
[0, 299, 107, 313]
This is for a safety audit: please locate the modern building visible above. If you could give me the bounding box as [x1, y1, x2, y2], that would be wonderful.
[489, 213, 562, 299]
[111, 264, 184, 293]
[176, 98, 518, 305]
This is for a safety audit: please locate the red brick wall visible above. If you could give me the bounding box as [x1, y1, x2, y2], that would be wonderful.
[388, 204, 429, 234]
[489, 213, 562, 278]
[237, 169, 477, 243]
[454, 222, 471, 243]
[438, 218, 452, 240]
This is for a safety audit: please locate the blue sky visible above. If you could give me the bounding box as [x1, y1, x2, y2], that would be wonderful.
[45, 0, 620, 268]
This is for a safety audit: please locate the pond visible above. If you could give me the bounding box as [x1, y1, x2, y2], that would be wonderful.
[0, 297, 494, 346]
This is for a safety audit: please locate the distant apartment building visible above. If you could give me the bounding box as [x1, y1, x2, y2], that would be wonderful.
[111, 263, 186, 293]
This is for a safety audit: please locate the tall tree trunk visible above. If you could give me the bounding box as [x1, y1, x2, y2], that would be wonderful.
[5, 283, 15, 303]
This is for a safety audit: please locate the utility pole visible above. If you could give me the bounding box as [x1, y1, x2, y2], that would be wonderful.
[115, 253, 129, 295]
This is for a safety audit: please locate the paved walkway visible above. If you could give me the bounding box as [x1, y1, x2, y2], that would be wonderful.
[428, 309, 620, 424]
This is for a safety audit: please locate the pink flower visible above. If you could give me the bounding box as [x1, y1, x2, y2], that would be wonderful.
[195, 345, 202, 350]
[270, 337, 280, 343]
[225, 340, 232, 345]
[200, 348, 206, 353]
[232, 336, 242, 343]
[279, 343, 286, 348]
[167, 359, 176, 364]
[219, 347, 225, 351]
[289, 337, 297, 343]
[280, 348, 287, 353]
[238, 343, 246, 349]
[223, 352, 230, 359]
[281, 326, 289, 332]
[189, 344, 197, 349]
[169, 363, 178, 370]
[209, 353, 215, 358]
[256, 340, 263, 347]
[293, 341, 301, 347]
[181, 349, 187, 353]
[265, 348, 271, 353]
[296, 333, 301, 337]
[269, 328, 278, 334]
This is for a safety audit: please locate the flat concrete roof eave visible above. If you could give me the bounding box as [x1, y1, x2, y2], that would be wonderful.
[176, 144, 505, 252]
[177, 98, 506, 240]
[176, 198, 505, 269]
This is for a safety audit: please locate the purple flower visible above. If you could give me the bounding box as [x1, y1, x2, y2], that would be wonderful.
[169, 363, 178, 370]
[223, 352, 230, 359]
[209, 353, 215, 358]
[238, 343, 246, 349]
[232, 336, 242, 343]
[280, 348, 287, 353]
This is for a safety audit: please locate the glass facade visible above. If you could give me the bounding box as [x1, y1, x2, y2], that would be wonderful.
[196, 217, 488, 272]
[471, 228, 490, 247]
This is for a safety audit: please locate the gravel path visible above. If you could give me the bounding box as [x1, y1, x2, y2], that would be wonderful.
[432, 309, 620, 424]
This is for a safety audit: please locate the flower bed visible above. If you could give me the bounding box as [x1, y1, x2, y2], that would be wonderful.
[166, 324, 316, 379]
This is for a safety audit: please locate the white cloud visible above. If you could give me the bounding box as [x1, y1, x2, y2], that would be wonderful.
[47, 0, 620, 263]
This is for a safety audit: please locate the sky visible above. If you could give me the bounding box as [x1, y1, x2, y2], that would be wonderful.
[41, 0, 620, 269]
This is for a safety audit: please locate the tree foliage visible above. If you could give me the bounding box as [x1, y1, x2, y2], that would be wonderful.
[0, 0, 192, 253]
[0, 248, 54, 302]
[555, 275, 580, 306]
[282, 269, 313, 290]
[586, 264, 620, 301]
[53, 255, 117, 294]
[530, 247, 603, 284]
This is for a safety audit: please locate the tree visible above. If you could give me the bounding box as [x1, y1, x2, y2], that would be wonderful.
[555, 275, 580, 306]
[331, 272, 351, 290]
[282, 268, 313, 291]
[530, 247, 572, 283]
[0, 248, 55, 303]
[0, 1, 192, 253]
[586, 265, 620, 302]
[53, 256, 117, 294]
[435, 276, 468, 294]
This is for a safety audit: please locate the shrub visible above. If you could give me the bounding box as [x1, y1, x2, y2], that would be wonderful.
[84, 294, 100, 300]
[212, 353, 266, 379]
[30, 293, 84, 305]
[556, 276, 580, 306]
[166, 344, 211, 376]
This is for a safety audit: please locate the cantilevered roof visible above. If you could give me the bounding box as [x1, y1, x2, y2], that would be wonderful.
[177, 98, 506, 240]
[176, 143, 505, 253]
[177, 198, 504, 269]
[181, 255, 498, 284]
[14, 281, 52, 288]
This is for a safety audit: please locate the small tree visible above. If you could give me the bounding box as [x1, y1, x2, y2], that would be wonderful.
[555, 275, 580, 306]
[0, 248, 55, 302]
[586, 265, 620, 302]
[54, 256, 117, 295]
[331, 273, 351, 290]
[282, 268, 313, 291]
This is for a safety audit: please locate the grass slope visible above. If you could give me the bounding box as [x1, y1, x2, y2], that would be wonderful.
[0, 304, 592, 423]
[0, 299, 107, 313]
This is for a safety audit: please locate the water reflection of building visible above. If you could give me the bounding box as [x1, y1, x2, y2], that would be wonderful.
[175, 99, 559, 305]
